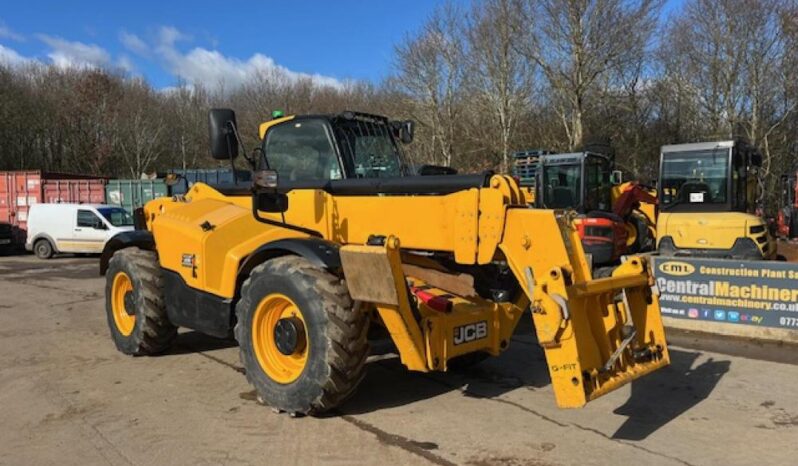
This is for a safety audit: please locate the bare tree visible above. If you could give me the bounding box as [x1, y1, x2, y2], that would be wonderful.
[663, 0, 796, 208]
[392, 2, 467, 167]
[117, 82, 164, 177]
[466, 0, 533, 172]
[519, 0, 661, 150]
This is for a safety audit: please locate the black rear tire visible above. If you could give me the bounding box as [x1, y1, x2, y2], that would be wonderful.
[628, 214, 652, 253]
[34, 239, 54, 259]
[105, 248, 176, 355]
[235, 256, 369, 415]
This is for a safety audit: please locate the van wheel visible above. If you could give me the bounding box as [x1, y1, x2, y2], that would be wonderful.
[105, 248, 176, 355]
[34, 239, 54, 259]
[235, 256, 369, 416]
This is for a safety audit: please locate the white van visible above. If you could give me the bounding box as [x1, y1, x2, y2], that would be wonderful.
[26, 204, 135, 259]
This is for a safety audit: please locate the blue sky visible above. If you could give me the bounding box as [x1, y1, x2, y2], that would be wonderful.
[0, 0, 682, 90]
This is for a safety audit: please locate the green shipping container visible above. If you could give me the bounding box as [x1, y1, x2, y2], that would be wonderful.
[105, 179, 169, 214]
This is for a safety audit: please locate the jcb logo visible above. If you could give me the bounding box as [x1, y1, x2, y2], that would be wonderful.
[658, 261, 695, 276]
[453, 321, 488, 346]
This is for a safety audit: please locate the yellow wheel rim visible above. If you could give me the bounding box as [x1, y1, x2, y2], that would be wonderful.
[111, 272, 136, 336]
[252, 293, 308, 384]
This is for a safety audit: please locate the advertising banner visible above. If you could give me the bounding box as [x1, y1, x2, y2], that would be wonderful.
[652, 257, 798, 331]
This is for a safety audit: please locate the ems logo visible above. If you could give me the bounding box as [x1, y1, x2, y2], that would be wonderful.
[658, 261, 695, 276]
[453, 321, 488, 345]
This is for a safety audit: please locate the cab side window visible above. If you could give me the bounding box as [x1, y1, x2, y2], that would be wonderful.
[77, 210, 100, 228]
[264, 119, 342, 181]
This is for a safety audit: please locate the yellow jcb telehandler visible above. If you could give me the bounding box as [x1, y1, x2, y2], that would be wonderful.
[100, 109, 669, 415]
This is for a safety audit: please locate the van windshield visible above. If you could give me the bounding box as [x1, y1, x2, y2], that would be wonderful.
[98, 208, 134, 227]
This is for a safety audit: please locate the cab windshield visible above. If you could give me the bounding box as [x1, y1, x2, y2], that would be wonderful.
[661, 149, 729, 209]
[334, 118, 406, 178]
[262, 117, 408, 181]
[98, 208, 134, 227]
[543, 164, 581, 209]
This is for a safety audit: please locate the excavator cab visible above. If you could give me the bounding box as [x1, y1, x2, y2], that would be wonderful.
[657, 140, 775, 259]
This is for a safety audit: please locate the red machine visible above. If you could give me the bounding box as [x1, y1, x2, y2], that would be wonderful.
[536, 151, 657, 267]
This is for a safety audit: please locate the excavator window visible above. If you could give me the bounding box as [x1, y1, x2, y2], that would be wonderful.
[661, 149, 729, 210]
[584, 155, 611, 212]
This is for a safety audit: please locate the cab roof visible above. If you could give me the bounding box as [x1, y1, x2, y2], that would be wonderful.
[258, 111, 392, 139]
[661, 140, 735, 153]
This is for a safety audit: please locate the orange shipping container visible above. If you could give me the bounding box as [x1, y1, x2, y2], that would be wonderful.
[0, 171, 107, 244]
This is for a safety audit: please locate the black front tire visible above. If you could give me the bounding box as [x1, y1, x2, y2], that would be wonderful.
[34, 239, 54, 259]
[235, 256, 369, 415]
[105, 248, 176, 355]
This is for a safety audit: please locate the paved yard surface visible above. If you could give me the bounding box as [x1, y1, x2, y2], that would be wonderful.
[1, 254, 797, 466]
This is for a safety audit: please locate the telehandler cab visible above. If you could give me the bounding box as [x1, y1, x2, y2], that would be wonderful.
[100, 109, 669, 415]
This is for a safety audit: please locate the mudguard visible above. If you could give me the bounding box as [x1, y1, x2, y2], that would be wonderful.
[237, 238, 341, 279]
[99, 230, 155, 275]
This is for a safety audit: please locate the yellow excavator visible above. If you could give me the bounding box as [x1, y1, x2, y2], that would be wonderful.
[99, 109, 669, 415]
[657, 140, 776, 260]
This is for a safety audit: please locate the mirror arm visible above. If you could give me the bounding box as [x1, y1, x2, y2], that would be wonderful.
[226, 120, 257, 173]
[250, 191, 323, 238]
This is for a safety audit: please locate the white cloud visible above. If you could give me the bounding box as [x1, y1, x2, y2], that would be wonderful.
[151, 25, 341, 91]
[119, 31, 149, 56]
[36, 34, 111, 69]
[0, 22, 24, 42]
[4, 24, 343, 92]
[158, 26, 191, 47]
[116, 55, 135, 72]
[0, 43, 33, 66]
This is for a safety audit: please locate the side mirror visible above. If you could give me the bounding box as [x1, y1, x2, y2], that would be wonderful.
[209, 108, 239, 160]
[401, 120, 414, 144]
[257, 192, 289, 213]
[610, 170, 623, 185]
[93, 218, 107, 230]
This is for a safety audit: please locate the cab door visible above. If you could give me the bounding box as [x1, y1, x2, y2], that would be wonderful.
[69, 209, 108, 253]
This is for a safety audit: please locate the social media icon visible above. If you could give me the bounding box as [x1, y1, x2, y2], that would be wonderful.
[714, 310, 726, 321]
[727, 311, 740, 322]
[688, 308, 699, 319]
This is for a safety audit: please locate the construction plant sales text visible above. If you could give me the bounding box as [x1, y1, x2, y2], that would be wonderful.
[697, 266, 798, 280]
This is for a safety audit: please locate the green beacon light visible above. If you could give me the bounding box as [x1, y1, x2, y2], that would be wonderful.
[272, 110, 285, 119]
